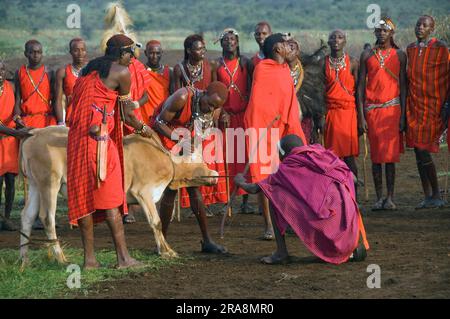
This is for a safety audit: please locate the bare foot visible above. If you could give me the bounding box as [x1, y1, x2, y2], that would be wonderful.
[116, 258, 144, 270]
[83, 261, 101, 270]
[260, 253, 290, 265]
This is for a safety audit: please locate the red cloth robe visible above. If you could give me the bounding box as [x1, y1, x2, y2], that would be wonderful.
[18, 64, 56, 127]
[63, 64, 78, 124]
[252, 53, 264, 67]
[123, 58, 152, 135]
[67, 71, 127, 225]
[140, 65, 170, 124]
[244, 59, 306, 183]
[0, 81, 19, 175]
[405, 38, 450, 153]
[217, 57, 250, 195]
[324, 54, 359, 158]
[365, 49, 403, 163]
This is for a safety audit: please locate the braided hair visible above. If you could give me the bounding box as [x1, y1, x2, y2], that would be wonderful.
[183, 34, 204, 62]
[82, 34, 134, 78]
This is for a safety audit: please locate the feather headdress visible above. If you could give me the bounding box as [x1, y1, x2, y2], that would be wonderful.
[100, 2, 141, 54]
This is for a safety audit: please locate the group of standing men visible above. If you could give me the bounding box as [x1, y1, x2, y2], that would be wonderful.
[0, 14, 448, 268]
[323, 15, 449, 211]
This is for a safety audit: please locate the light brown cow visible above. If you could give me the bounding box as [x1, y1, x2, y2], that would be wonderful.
[19, 126, 218, 266]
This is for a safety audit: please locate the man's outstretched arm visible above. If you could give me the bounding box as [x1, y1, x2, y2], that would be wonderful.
[234, 173, 261, 194]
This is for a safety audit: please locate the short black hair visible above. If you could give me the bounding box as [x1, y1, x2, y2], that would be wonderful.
[255, 21, 272, 33]
[24, 39, 42, 51]
[280, 134, 304, 155]
[262, 33, 285, 59]
[69, 37, 85, 51]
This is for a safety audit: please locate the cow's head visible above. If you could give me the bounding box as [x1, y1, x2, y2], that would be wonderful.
[168, 150, 219, 190]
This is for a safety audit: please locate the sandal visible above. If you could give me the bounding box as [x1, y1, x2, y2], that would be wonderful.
[349, 244, 367, 262]
[260, 254, 291, 265]
[261, 230, 274, 241]
[382, 199, 397, 211]
[200, 241, 228, 254]
[371, 198, 385, 211]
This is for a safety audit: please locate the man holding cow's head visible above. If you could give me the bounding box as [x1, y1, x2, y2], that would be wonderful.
[67, 34, 152, 270]
[152, 81, 229, 254]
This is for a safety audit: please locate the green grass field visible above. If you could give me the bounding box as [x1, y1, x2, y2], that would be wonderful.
[0, 247, 185, 298]
[0, 180, 185, 299]
[0, 28, 418, 60]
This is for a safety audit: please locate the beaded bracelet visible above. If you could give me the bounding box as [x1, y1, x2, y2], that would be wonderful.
[135, 122, 148, 134]
[118, 93, 131, 101]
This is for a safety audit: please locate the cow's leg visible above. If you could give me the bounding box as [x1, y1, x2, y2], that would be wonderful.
[39, 179, 67, 264]
[159, 188, 177, 238]
[134, 191, 177, 258]
[19, 181, 40, 268]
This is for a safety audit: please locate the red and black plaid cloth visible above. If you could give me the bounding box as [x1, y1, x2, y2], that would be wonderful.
[67, 71, 127, 225]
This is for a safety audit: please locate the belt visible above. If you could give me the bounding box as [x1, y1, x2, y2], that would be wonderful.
[22, 112, 52, 117]
[92, 104, 115, 116]
[366, 97, 400, 111]
[227, 110, 245, 116]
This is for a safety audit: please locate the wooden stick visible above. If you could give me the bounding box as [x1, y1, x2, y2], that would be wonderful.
[223, 123, 232, 218]
[176, 189, 181, 222]
[363, 133, 369, 201]
[220, 114, 281, 238]
[445, 149, 449, 201]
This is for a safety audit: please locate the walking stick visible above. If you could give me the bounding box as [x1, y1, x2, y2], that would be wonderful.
[176, 189, 181, 222]
[445, 149, 449, 201]
[220, 114, 281, 238]
[363, 132, 369, 201]
[223, 122, 232, 218]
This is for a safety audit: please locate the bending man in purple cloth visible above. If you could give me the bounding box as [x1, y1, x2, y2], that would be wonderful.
[234, 134, 369, 265]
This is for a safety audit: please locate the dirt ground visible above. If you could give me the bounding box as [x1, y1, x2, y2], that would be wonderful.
[1, 53, 449, 299]
[0, 147, 449, 299]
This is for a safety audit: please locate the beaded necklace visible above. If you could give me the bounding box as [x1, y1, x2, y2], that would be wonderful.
[186, 60, 203, 84]
[328, 53, 346, 72]
[374, 48, 391, 68]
